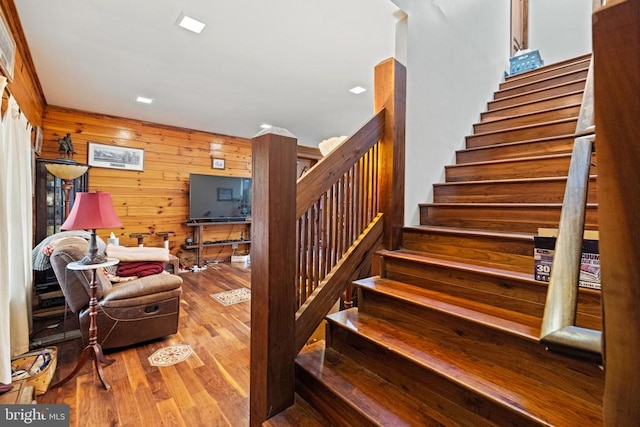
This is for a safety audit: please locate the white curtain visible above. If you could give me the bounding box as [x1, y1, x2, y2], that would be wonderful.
[0, 86, 33, 384]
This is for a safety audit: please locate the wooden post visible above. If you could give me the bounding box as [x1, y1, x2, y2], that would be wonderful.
[374, 58, 406, 251]
[593, 0, 640, 424]
[249, 128, 297, 426]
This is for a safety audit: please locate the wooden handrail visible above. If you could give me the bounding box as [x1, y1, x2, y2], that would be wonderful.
[297, 110, 385, 218]
[539, 59, 602, 358]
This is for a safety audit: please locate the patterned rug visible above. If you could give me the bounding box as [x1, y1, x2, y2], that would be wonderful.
[211, 287, 251, 306]
[148, 344, 193, 367]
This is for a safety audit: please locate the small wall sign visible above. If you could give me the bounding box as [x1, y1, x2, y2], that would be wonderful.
[212, 158, 225, 169]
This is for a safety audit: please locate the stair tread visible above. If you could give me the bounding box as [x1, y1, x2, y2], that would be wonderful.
[420, 201, 599, 208]
[382, 250, 600, 299]
[297, 341, 441, 427]
[504, 54, 591, 83]
[326, 309, 603, 426]
[447, 152, 573, 169]
[458, 133, 576, 154]
[496, 69, 588, 98]
[355, 276, 541, 339]
[491, 78, 587, 105]
[475, 102, 581, 127]
[482, 90, 585, 121]
[403, 224, 534, 241]
[468, 117, 577, 139]
[434, 174, 597, 187]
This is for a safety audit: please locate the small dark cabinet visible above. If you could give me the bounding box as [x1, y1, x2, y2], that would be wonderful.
[33, 158, 89, 315]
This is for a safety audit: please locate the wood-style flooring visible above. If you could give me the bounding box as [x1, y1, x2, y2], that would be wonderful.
[38, 262, 252, 427]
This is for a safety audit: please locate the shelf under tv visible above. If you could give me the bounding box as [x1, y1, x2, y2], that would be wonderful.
[182, 240, 251, 250]
[184, 221, 251, 267]
[188, 217, 251, 224]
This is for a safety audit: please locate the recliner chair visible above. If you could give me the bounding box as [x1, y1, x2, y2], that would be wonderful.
[50, 239, 183, 349]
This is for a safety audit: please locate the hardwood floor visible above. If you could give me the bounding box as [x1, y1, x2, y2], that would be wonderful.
[38, 262, 252, 427]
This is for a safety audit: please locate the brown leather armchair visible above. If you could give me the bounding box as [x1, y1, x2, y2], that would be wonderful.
[50, 239, 183, 350]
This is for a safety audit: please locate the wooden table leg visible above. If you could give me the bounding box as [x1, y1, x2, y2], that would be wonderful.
[50, 268, 114, 390]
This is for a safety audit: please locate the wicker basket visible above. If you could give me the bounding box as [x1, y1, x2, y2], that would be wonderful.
[11, 346, 58, 395]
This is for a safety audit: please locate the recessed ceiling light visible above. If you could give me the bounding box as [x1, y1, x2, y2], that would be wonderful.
[177, 13, 206, 34]
[260, 124, 272, 129]
[349, 86, 367, 95]
[136, 96, 154, 104]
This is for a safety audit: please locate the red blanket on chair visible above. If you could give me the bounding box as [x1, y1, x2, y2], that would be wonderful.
[116, 261, 165, 278]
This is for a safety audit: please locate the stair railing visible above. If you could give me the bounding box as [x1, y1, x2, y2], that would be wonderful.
[249, 58, 405, 426]
[540, 59, 602, 359]
[294, 112, 385, 352]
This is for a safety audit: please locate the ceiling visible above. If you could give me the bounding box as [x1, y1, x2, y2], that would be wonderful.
[14, 0, 400, 146]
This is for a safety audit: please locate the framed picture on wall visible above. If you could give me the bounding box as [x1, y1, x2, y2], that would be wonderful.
[33, 126, 43, 155]
[212, 158, 225, 169]
[88, 142, 145, 171]
[0, 8, 15, 82]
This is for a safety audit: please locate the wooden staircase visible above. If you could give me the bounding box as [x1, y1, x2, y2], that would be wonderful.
[269, 54, 604, 426]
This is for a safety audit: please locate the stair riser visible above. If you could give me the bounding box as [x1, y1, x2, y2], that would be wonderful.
[296, 349, 445, 427]
[327, 323, 531, 427]
[500, 59, 590, 90]
[402, 229, 533, 274]
[456, 136, 576, 163]
[381, 255, 602, 329]
[385, 259, 544, 318]
[495, 69, 589, 100]
[446, 154, 598, 182]
[466, 120, 577, 149]
[419, 204, 599, 234]
[481, 92, 584, 122]
[433, 177, 598, 204]
[351, 292, 604, 406]
[474, 105, 580, 133]
[295, 368, 380, 427]
[488, 80, 586, 110]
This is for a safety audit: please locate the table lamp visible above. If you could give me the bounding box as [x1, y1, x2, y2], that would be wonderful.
[61, 192, 122, 264]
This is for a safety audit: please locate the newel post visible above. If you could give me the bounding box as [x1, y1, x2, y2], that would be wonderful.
[374, 58, 406, 250]
[593, 1, 640, 424]
[249, 128, 297, 426]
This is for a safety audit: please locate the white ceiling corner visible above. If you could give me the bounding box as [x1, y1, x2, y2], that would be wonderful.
[14, 0, 400, 146]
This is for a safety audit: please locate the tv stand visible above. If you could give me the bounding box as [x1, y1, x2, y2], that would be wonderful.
[183, 220, 251, 267]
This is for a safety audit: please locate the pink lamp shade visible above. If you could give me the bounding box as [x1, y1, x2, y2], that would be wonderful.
[62, 192, 122, 231]
[61, 192, 122, 264]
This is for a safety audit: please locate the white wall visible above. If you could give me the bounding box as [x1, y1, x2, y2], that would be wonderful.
[390, 0, 592, 225]
[391, 0, 511, 225]
[529, 0, 592, 65]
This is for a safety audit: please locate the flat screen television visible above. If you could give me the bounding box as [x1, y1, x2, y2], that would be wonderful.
[189, 173, 252, 222]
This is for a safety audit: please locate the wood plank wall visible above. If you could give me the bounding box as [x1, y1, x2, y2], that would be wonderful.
[40, 105, 253, 262]
[0, 0, 45, 127]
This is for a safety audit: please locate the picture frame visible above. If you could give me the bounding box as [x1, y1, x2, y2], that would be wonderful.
[217, 188, 233, 201]
[212, 158, 225, 170]
[33, 126, 43, 156]
[0, 7, 15, 82]
[88, 142, 144, 171]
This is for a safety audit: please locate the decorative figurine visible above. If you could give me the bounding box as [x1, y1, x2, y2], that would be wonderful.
[57, 133, 76, 158]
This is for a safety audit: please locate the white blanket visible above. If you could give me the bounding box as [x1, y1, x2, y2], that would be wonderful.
[106, 244, 170, 262]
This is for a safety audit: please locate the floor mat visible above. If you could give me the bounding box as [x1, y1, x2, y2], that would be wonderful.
[210, 287, 251, 306]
